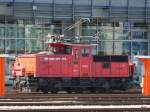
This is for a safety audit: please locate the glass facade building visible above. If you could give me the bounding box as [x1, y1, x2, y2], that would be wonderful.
[0, 0, 149, 55]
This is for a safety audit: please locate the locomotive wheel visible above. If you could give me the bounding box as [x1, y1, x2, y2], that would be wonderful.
[120, 82, 129, 91]
[51, 89, 58, 94]
[65, 87, 72, 93]
[38, 78, 49, 94]
[42, 88, 49, 94]
[75, 88, 82, 93]
[89, 87, 96, 93]
[104, 82, 110, 91]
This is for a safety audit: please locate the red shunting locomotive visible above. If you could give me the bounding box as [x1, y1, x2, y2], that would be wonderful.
[13, 42, 134, 93]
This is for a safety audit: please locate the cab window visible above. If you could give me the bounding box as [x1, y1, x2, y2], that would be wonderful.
[74, 49, 79, 64]
[65, 47, 72, 54]
[82, 48, 89, 57]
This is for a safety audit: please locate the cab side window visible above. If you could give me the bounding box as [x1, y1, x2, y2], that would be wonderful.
[66, 47, 72, 54]
[74, 49, 79, 64]
[82, 48, 89, 57]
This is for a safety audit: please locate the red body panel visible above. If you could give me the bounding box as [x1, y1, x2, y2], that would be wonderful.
[61, 55, 72, 76]
[36, 54, 73, 77]
[49, 55, 61, 76]
[36, 55, 49, 76]
[111, 62, 129, 77]
[94, 62, 110, 77]
[13, 43, 133, 78]
[80, 53, 92, 77]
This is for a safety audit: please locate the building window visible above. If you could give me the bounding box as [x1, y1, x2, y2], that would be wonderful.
[114, 41, 131, 55]
[17, 39, 25, 54]
[132, 42, 148, 55]
[17, 27, 25, 38]
[0, 25, 4, 38]
[100, 29, 113, 40]
[82, 25, 97, 36]
[133, 23, 148, 28]
[132, 31, 147, 39]
[100, 41, 113, 55]
[5, 25, 17, 38]
[5, 39, 16, 54]
[0, 39, 4, 53]
[25, 39, 43, 53]
[114, 29, 130, 40]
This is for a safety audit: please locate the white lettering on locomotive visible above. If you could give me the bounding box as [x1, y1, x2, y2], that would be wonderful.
[82, 65, 88, 68]
[56, 58, 60, 60]
[62, 57, 67, 60]
[49, 58, 55, 60]
[44, 57, 48, 61]
[44, 57, 67, 61]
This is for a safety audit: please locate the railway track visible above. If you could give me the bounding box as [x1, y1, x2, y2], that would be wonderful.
[0, 105, 150, 112]
[1, 91, 149, 104]
[0, 92, 150, 111]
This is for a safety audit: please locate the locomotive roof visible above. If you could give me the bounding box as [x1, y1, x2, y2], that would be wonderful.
[48, 42, 92, 47]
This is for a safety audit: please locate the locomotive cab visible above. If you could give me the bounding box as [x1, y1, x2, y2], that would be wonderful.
[36, 42, 93, 78]
[48, 43, 72, 55]
[71, 44, 93, 77]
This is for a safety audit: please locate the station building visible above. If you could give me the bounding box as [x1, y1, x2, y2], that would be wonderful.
[0, 0, 149, 55]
